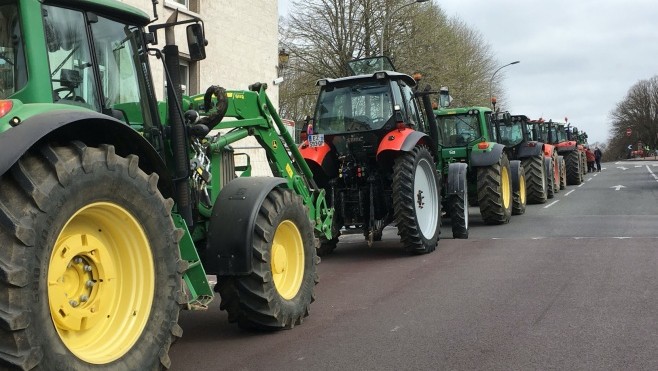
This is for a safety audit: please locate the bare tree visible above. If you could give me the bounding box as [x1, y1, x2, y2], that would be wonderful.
[279, 0, 504, 121]
[607, 76, 658, 159]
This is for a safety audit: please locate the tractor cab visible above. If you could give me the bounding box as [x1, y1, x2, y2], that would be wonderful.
[434, 107, 490, 148]
[309, 70, 428, 160]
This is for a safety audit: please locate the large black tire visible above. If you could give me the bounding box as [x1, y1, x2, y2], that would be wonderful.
[217, 188, 318, 329]
[566, 151, 583, 185]
[521, 155, 547, 204]
[0, 142, 182, 370]
[392, 146, 441, 254]
[477, 153, 513, 224]
[558, 156, 567, 190]
[511, 161, 527, 215]
[545, 157, 556, 199]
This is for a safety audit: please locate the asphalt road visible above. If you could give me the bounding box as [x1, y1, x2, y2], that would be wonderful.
[170, 160, 658, 371]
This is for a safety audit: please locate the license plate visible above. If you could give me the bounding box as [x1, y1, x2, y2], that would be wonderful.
[308, 134, 325, 148]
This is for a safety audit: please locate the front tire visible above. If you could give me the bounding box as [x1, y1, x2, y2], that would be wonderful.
[392, 146, 441, 254]
[0, 142, 182, 370]
[545, 157, 556, 199]
[217, 188, 318, 329]
[558, 156, 567, 189]
[511, 161, 527, 215]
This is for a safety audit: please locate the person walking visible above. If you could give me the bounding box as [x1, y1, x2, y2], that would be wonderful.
[585, 146, 595, 172]
[594, 147, 602, 172]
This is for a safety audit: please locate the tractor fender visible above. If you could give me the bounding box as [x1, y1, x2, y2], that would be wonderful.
[556, 141, 577, 154]
[376, 129, 430, 159]
[299, 141, 338, 178]
[299, 141, 331, 167]
[446, 162, 468, 195]
[470, 143, 505, 167]
[510, 160, 522, 192]
[207, 176, 287, 276]
[0, 109, 173, 196]
[516, 141, 543, 158]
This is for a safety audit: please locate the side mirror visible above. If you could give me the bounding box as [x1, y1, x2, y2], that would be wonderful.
[187, 23, 207, 61]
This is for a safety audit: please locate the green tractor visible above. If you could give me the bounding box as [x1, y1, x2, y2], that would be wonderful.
[0, 1, 333, 369]
[434, 105, 518, 226]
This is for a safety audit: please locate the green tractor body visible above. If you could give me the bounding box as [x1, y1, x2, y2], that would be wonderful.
[434, 106, 514, 228]
[0, 1, 332, 369]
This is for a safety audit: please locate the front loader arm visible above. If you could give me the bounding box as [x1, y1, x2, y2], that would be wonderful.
[188, 84, 334, 239]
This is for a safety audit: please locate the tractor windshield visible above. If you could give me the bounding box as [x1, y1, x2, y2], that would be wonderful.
[436, 113, 482, 147]
[314, 81, 393, 134]
[0, 3, 26, 99]
[498, 122, 524, 147]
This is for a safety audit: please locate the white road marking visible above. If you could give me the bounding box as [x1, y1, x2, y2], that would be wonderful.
[647, 165, 658, 181]
[610, 185, 626, 191]
[635, 165, 642, 168]
[543, 200, 559, 208]
[565, 190, 575, 196]
[577, 183, 584, 187]
[391, 326, 400, 332]
[617, 166, 628, 170]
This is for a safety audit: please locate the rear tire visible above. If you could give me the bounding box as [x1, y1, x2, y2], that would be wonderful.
[0, 142, 182, 370]
[566, 151, 583, 185]
[477, 153, 513, 224]
[392, 146, 441, 254]
[521, 155, 547, 204]
[218, 188, 318, 329]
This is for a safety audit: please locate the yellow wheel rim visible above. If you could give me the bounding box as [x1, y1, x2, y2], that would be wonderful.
[271, 220, 304, 300]
[48, 202, 154, 364]
[501, 165, 511, 208]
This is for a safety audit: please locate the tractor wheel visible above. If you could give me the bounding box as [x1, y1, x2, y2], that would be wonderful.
[0, 143, 182, 370]
[218, 188, 318, 329]
[558, 156, 567, 189]
[392, 146, 441, 254]
[447, 193, 468, 239]
[511, 161, 527, 215]
[447, 164, 469, 239]
[477, 152, 513, 224]
[521, 155, 547, 204]
[545, 157, 556, 199]
[566, 151, 583, 185]
[551, 152, 560, 194]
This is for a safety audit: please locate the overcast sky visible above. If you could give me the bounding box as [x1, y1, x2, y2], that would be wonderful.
[279, 0, 658, 144]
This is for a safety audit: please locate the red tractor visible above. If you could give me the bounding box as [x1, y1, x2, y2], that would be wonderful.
[299, 57, 441, 255]
[538, 120, 585, 185]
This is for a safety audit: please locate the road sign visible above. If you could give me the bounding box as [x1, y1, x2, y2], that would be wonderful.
[626, 128, 632, 136]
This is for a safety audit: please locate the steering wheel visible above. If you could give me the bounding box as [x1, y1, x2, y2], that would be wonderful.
[53, 86, 85, 103]
[347, 116, 372, 131]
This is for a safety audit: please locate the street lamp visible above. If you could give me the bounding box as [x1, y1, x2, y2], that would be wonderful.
[380, 0, 429, 56]
[489, 60, 520, 109]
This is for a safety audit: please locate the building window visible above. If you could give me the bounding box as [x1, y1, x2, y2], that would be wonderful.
[164, 58, 198, 97]
[179, 60, 189, 94]
[165, 0, 198, 12]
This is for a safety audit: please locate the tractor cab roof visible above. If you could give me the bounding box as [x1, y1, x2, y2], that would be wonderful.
[434, 106, 492, 115]
[44, 0, 151, 26]
[316, 70, 416, 88]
